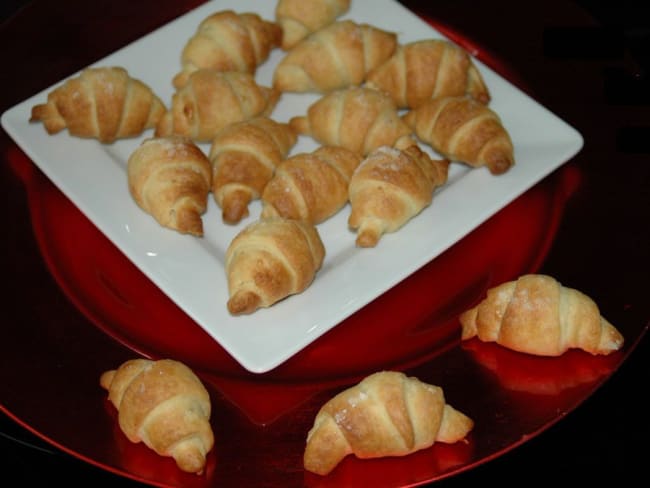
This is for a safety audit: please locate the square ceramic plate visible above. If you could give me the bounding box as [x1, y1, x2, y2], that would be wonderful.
[2, 0, 583, 373]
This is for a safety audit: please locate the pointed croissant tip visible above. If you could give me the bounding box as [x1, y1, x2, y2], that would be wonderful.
[598, 317, 625, 354]
[30, 102, 66, 134]
[458, 307, 479, 340]
[155, 111, 173, 138]
[228, 290, 262, 315]
[289, 115, 310, 135]
[221, 189, 252, 225]
[99, 370, 116, 390]
[172, 70, 191, 90]
[437, 404, 474, 444]
[356, 229, 380, 248]
[173, 442, 210, 475]
[486, 156, 515, 175]
[170, 206, 204, 236]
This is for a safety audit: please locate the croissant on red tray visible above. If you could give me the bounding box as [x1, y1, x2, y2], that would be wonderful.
[459, 274, 625, 356]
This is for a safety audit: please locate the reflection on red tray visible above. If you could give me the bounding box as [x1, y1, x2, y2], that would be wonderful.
[462, 339, 621, 396]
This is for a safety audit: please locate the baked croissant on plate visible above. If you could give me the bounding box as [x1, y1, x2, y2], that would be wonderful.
[403, 95, 514, 175]
[156, 69, 280, 143]
[30, 66, 165, 143]
[127, 136, 211, 236]
[459, 274, 625, 356]
[261, 145, 362, 224]
[275, 0, 351, 50]
[172, 10, 281, 88]
[304, 370, 473, 476]
[289, 86, 413, 156]
[100, 358, 214, 475]
[365, 39, 491, 108]
[348, 142, 449, 247]
[208, 116, 297, 224]
[225, 217, 325, 315]
[273, 20, 397, 93]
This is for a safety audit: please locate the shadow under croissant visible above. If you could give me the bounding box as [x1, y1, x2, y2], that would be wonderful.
[461, 339, 622, 396]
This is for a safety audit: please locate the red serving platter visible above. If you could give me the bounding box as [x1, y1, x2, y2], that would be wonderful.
[1, 4, 646, 487]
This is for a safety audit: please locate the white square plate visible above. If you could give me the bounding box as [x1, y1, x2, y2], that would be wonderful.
[2, 0, 583, 373]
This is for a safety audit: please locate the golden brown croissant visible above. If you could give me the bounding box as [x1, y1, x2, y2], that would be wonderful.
[289, 86, 413, 156]
[225, 217, 325, 315]
[348, 142, 449, 247]
[303, 370, 473, 476]
[459, 274, 625, 356]
[127, 136, 211, 236]
[172, 10, 282, 88]
[156, 69, 280, 143]
[99, 358, 214, 475]
[403, 95, 514, 175]
[273, 20, 397, 93]
[260, 145, 362, 224]
[365, 39, 491, 108]
[208, 117, 297, 224]
[275, 0, 351, 50]
[30, 66, 165, 143]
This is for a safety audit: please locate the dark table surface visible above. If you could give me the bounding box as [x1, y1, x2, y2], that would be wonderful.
[1, 0, 648, 486]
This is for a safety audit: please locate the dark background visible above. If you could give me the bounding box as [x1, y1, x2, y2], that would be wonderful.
[2, 1, 648, 486]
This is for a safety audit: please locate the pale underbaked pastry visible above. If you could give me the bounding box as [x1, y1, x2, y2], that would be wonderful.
[459, 274, 625, 356]
[100, 358, 214, 475]
[273, 20, 397, 93]
[275, 0, 351, 50]
[403, 95, 514, 175]
[348, 141, 450, 247]
[289, 86, 413, 156]
[208, 116, 297, 224]
[365, 38, 491, 108]
[304, 370, 473, 476]
[127, 135, 211, 236]
[260, 145, 363, 224]
[172, 10, 281, 88]
[225, 217, 326, 315]
[30, 66, 165, 143]
[156, 69, 280, 143]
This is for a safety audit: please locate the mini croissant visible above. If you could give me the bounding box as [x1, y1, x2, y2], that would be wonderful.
[156, 69, 280, 143]
[275, 0, 351, 50]
[273, 20, 397, 93]
[459, 274, 625, 356]
[209, 117, 297, 224]
[289, 86, 413, 156]
[348, 142, 449, 247]
[403, 95, 514, 175]
[172, 10, 282, 88]
[304, 370, 473, 476]
[365, 39, 491, 108]
[30, 66, 165, 143]
[225, 217, 325, 315]
[127, 136, 211, 236]
[261, 145, 362, 224]
[100, 358, 214, 475]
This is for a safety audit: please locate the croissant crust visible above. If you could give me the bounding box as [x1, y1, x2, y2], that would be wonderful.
[30, 66, 165, 143]
[304, 371, 473, 475]
[459, 274, 625, 356]
[100, 358, 214, 474]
